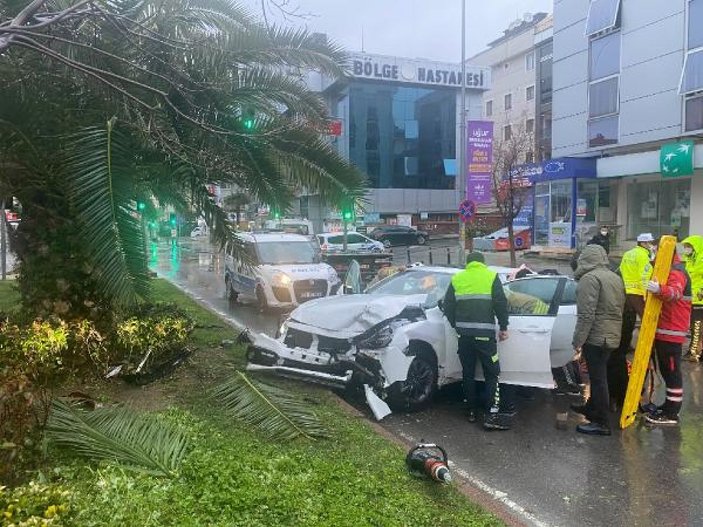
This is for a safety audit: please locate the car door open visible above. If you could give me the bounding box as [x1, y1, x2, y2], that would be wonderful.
[493, 277, 563, 388]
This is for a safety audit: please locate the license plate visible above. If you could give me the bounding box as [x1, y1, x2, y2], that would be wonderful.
[301, 291, 324, 299]
[360, 264, 370, 269]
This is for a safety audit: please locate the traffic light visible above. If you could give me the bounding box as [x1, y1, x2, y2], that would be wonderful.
[242, 108, 255, 132]
[341, 200, 355, 222]
[169, 212, 177, 228]
[137, 201, 146, 212]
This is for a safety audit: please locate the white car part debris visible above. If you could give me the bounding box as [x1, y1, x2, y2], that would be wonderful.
[105, 365, 123, 378]
[364, 384, 392, 421]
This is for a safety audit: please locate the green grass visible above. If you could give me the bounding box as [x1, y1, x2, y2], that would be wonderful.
[16, 279, 503, 527]
[0, 280, 19, 314]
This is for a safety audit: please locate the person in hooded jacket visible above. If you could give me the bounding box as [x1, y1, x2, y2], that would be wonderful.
[643, 253, 692, 425]
[570, 245, 626, 436]
[681, 235, 703, 361]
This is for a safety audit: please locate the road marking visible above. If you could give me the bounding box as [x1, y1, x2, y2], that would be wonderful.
[396, 430, 552, 527]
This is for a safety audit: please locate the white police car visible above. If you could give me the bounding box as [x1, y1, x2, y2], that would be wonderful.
[225, 233, 341, 310]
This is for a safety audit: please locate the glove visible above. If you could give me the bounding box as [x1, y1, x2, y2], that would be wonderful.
[646, 280, 660, 294]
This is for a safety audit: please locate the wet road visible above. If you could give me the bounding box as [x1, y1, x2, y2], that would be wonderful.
[153, 237, 703, 527]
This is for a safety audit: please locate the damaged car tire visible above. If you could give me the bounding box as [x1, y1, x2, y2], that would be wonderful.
[387, 350, 438, 412]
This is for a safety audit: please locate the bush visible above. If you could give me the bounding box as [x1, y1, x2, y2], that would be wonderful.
[0, 481, 72, 527]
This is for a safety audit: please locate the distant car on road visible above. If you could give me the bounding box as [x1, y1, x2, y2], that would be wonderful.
[369, 225, 428, 248]
[316, 232, 384, 254]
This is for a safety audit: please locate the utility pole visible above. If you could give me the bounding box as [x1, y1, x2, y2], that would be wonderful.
[1, 198, 6, 280]
[458, 0, 467, 254]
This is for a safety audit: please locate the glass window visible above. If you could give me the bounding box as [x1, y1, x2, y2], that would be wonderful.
[526, 118, 535, 133]
[348, 84, 457, 190]
[525, 151, 535, 164]
[561, 280, 577, 305]
[504, 125, 512, 141]
[689, 0, 703, 50]
[685, 95, 703, 131]
[589, 77, 619, 117]
[346, 234, 366, 244]
[486, 100, 493, 117]
[503, 278, 559, 315]
[626, 179, 691, 239]
[586, 0, 622, 36]
[366, 270, 452, 299]
[590, 32, 621, 80]
[505, 93, 512, 110]
[681, 50, 703, 94]
[526, 52, 535, 71]
[257, 241, 316, 264]
[589, 115, 619, 147]
[526, 85, 535, 101]
[551, 180, 573, 224]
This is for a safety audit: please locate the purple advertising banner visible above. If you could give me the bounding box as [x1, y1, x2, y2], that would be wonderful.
[466, 120, 494, 204]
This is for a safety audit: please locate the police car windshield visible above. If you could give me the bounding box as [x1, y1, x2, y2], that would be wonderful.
[257, 241, 316, 265]
[366, 270, 452, 298]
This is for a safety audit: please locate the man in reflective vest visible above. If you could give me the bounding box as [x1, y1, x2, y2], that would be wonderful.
[643, 253, 692, 425]
[682, 235, 703, 361]
[443, 252, 510, 430]
[618, 233, 655, 345]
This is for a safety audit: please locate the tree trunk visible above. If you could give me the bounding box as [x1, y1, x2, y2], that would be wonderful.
[1, 199, 6, 280]
[507, 221, 517, 268]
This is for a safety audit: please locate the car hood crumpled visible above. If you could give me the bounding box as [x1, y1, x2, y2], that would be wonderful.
[288, 294, 427, 339]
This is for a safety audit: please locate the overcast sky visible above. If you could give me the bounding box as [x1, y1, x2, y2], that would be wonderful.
[250, 0, 553, 62]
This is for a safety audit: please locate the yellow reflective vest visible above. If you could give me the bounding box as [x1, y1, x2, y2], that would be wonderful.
[619, 245, 653, 296]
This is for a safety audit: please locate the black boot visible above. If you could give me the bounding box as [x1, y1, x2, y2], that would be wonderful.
[576, 422, 611, 436]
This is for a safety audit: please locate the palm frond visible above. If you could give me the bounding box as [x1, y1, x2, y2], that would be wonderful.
[63, 119, 150, 307]
[212, 371, 328, 441]
[45, 399, 189, 477]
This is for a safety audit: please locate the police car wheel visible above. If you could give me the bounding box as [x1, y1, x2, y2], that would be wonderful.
[416, 235, 426, 246]
[256, 286, 269, 312]
[226, 277, 238, 305]
[387, 351, 438, 412]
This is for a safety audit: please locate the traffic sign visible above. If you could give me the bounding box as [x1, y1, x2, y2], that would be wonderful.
[459, 199, 476, 223]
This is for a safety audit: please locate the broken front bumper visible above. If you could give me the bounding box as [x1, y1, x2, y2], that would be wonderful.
[245, 332, 383, 390]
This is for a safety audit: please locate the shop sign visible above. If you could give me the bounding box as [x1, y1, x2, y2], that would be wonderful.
[350, 53, 490, 89]
[396, 214, 413, 227]
[467, 121, 494, 205]
[364, 212, 381, 224]
[548, 223, 572, 248]
[660, 141, 694, 178]
[576, 199, 588, 218]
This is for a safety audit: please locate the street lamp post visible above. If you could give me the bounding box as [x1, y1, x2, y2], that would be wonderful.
[458, 0, 467, 254]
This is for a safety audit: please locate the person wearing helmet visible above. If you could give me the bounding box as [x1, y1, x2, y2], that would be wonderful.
[682, 235, 703, 361]
[618, 233, 655, 345]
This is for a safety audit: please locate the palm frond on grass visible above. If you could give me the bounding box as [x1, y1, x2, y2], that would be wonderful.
[45, 399, 188, 477]
[212, 371, 329, 441]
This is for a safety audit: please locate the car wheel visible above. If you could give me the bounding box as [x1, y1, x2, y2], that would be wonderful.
[256, 286, 269, 312]
[382, 238, 392, 249]
[226, 276, 238, 306]
[416, 235, 426, 246]
[387, 350, 438, 412]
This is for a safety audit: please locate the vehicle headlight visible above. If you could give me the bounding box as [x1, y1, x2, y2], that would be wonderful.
[357, 325, 394, 350]
[272, 272, 292, 286]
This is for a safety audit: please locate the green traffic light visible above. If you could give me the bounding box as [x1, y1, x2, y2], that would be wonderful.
[243, 118, 255, 130]
[137, 201, 146, 211]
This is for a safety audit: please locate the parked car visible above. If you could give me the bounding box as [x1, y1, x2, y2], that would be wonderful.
[369, 225, 428, 248]
[224, 233, 341, 310]
[316, 232, 384, 253]
[246, 266, 578, 412]
[190, 225, 207, 238]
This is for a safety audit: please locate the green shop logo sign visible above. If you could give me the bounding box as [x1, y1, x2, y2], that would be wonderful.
[660, 141, 694, 178]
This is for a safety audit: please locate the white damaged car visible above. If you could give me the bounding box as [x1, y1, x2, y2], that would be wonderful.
[246, 266, 578, 415]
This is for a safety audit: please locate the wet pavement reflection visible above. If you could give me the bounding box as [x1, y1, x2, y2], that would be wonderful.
[153, 237, 703, 527]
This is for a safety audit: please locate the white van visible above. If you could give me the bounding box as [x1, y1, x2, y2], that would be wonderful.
[224, 233, 341, 310]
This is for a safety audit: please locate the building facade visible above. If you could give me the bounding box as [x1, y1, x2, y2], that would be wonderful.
[300, 52, 491, 232]
[470, 12, 552, 165]
[552, 0, 703, 246]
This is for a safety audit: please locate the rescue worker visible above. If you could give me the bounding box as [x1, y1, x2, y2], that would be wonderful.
[443, 252, 510, 430]
[606, 234, 655, 409]
[571, 245, 625, 436]
[643, 253, 692, 425]
[682, 235, 703, 362]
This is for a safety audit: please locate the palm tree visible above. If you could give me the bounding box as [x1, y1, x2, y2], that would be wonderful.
[0, 0, 366, 313]
[222, 192, 251, 227]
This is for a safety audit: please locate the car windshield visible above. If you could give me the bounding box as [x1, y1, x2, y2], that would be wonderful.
[257, 241, 316, 264]
[366, 270, 453, 305]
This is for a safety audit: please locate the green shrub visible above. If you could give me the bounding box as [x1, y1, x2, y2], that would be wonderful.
[0, 481, 72, 527]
